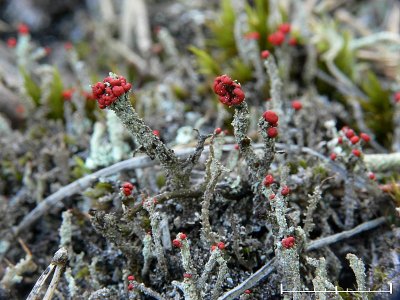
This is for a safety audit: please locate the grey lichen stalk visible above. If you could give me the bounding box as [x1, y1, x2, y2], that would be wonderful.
[262, 167, 302, 298]
[263, 54, 289, 141]
[232, 102, 263, 187]
[307, 257, 341, 300]
[130, 280, 166, 300]
[142, 198, 168, 276]
[201, 138, 226, 245]
[141, 233, 153, 277]
[107, 74, 206, 189]
[346, 253, 367, 300]
[303, 185, 322, 238]
[258, 117, 276, 175]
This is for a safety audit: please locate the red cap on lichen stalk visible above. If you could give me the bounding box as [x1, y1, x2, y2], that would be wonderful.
[92, 73, 132, 109]
[213, 75, 245, 106]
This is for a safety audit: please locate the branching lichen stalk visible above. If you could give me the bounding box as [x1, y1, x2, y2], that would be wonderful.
[143, 199, 168, 276]
[232, 102, 263, 187]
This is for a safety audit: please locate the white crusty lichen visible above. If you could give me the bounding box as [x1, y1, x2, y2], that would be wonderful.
[0, 246, 37, 289]
[198, 248, 228, 299]
[107, 110, 131, 162]
[157, 27, 179, 65]
[276, 233, 302, 300]
[303, 184, 322, 238]
[261, 167, 302, 299]
[16, 32, 46, 70]
[141, 233, 153, 277]
[37, 65, 54, 106]
[201, 139, 226, 245]
[88, 287, 113, 300]
[0, 114, 12, 136]
[130, 281, 166, 300]
[177, 235, 197, 277]
[85, 110, 131, 169]
[64, 267, 77, 298]
[175, 126, 196, 145]
[307, 257, 340, 300]
[346, 253, 367, 300]
[89, 256, 101, 291]
[175, 233, 228, 300]
[85, 122, 113, 169]
[59, 210, 72, 248]
[143, 198, 168, 276]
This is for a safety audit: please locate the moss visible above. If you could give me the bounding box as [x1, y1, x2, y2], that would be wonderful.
[83, 182, 113, 199]
[156, 173, 166, 189]
[313, 165, 328, 178]
[75, 266, 90, 279]
[288, 162, 299, 174]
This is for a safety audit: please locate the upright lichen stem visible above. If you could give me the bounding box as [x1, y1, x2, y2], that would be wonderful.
[109, 93, 186, 188]
[232, 102, 262, 187]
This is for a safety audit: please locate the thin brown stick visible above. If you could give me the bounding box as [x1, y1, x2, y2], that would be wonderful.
[26, 248, 68, 300]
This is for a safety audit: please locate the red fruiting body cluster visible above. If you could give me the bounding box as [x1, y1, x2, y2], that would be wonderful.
[7, 37, 17, 48]
[269, 194, 275, 200]
[172, 239, 182, 248]
[394, 92, 400, 103]
[281, 186, 290, 196]
[213, 75, 245, 106]
[128, 283, 134, 291]
[360, 133, 370, 143]
[338, 127, 370, 158]
[153, 130, 160, 137]
[211, 245, 217, 251]
[183, 273, 192, 279]
[244, 31, 260, 40]
[92, 75, 132, 109]
[263, 110, 279, 125]
[234, 144, 239, 150]
[263, 110, 279, 138]
[261, 50, 270, 59]
[278, 23, 291, 34]
[352, 149, 361, 157]
[345, 129, 355, 139]
[122, 182, 134, 196]
[330, 153, 337, 161]
[267, 127, 278, 138]
[268, 23, 297, 46]
[368, 172, 376, 180]
[291, 100, 302, 111]
[217, 242, 225, 250]
[244, 290, 252, 295]
[127, 275, 135, 281]
[62, 89, 74, 101]
[281, 236, 295, 249]
[350, 136, 360, 144]
[214, 128, 222, 135]
[179, 233, 187, 240]
[18, 23, 29, 35]
[263, 174, 274, 186]
[268, 31, 285, 46]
